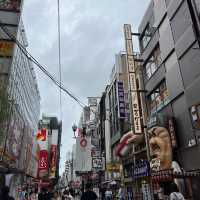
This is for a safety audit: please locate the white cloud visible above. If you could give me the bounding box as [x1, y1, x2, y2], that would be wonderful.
[22, 0, 150, 174]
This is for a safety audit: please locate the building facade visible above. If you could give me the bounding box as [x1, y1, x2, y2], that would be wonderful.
[0, 1, 41, 193]
[138, 0, 200, 199]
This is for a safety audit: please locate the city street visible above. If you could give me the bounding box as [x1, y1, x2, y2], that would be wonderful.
[0, 0, 200, 199]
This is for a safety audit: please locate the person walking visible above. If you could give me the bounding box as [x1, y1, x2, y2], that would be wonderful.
[38, 188, 48, 200]
[62, 190, 73, 200]
[80, 183, 97, 200]
[118, 186, 125, 200]
[0, 186, 15, 200]
[169, 182, 185, 200]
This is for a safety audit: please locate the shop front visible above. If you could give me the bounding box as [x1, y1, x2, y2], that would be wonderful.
[123, 159, 152, 200]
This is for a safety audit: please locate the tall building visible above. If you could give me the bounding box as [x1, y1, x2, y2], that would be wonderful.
[106, 52, 130, 179]
[138, 0, 200, 199]
[0, 1, 41, 193]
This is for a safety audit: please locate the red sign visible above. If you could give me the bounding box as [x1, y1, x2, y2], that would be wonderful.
[38, 150, 48, 178]
[49, 145, 57, 178]
[80, 138, 87, 147]
[36, 129, 47, 141]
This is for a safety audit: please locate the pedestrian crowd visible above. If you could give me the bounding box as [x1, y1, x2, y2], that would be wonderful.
[0, 182, 99, 200]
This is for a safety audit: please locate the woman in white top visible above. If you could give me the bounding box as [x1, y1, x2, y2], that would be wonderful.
[169, 182, 185, 200]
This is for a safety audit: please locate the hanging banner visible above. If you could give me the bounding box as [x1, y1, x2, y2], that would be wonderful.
[75, 136, 92, 172]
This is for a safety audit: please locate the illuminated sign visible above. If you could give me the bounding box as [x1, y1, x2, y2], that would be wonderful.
[124, 24, 142, 134]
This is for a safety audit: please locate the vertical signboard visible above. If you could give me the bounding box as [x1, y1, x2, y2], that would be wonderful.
[117, 81, 126, 118]
[37, 128, 49, 178]
[75, 136, 92, 172]
[49, 130, 58, 178]
[124, 24, 142, 134]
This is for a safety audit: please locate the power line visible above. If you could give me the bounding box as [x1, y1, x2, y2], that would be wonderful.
[57, 0, 62, 120]
[0, 22, 87, 109]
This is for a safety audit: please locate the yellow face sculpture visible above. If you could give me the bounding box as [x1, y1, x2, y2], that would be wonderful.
[148, 126, 172, 170]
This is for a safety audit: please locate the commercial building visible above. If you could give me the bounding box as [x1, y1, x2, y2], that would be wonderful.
[137, 0, 200, 199]
[0, 1, 41, 195]
[37, 115, 62, 186]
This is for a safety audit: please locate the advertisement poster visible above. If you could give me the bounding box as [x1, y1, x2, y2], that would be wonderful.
[0, 0, 22, 12]
[38, 150, 48, 178]
[5, 111, 24, 167]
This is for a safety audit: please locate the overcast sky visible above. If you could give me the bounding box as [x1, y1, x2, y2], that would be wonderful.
[22, 0, 150, 174]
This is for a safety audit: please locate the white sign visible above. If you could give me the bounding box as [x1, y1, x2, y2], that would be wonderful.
[124, 24, 142, 135]
[124, 24, 132, 40]
[127, 55, 135, 72]
[75, 137, 92, 172]
[150, 158, 160, 172]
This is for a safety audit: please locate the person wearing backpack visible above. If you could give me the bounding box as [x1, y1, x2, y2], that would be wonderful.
[169, 182, 185, 200]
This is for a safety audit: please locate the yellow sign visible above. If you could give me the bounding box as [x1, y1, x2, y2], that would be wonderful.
[106, 163, 120, 172]
[0, 41, 14, 57]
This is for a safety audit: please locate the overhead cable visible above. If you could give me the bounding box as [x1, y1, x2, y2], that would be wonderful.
[0, 22, 86, 109]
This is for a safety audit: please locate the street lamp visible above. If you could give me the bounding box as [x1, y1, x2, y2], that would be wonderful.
[72, 123, 77, 138]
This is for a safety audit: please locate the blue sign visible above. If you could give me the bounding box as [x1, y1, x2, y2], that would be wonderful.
[117, 81, 126, 118]
[133, 160, 150, 179]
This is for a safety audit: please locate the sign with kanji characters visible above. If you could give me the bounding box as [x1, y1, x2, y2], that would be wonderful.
[124, 24, 142, 134]
[117, 81, 126, 118]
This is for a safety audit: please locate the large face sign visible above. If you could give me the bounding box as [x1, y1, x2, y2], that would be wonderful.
[148, 126, 172, 171]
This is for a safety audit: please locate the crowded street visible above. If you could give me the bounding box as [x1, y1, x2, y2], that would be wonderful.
[1, 0, 200, 199]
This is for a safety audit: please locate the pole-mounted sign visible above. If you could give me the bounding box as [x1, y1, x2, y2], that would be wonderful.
[124, 24, 142, 134]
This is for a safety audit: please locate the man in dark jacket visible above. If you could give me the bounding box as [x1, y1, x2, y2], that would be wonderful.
[0, 186, 15, 200]
[81, 183, 97, 200]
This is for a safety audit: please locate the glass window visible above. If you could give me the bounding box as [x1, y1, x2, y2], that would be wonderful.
[144, 45, 161, 80]
[148, 81, 169, 115]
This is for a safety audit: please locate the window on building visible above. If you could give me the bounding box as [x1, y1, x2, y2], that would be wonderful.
[147, 81, 169, 115]
[144, 45, 162, 80]
[140, 14, 155, 50]
[141, 24, 152, 49]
